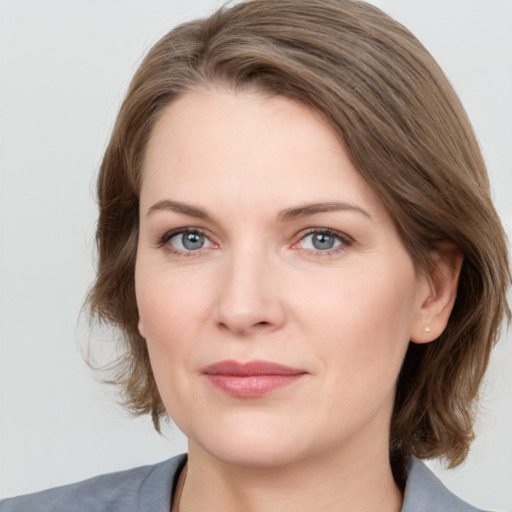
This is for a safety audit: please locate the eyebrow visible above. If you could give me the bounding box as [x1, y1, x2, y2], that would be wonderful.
[277, 202, 372, 222]
[147, 199, 371, 222]
[147, 199, 212, 219]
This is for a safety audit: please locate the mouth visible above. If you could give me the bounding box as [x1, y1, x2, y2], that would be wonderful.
[201, 360, 308, 398]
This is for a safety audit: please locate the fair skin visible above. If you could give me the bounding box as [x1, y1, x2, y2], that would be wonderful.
[135, 88, 461, 512]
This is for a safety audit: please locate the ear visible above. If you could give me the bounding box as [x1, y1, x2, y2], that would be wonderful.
[138, 317, 146, 339]
[410, 242, 463, 344]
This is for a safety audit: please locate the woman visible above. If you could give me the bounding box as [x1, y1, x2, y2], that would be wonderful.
[1, 0, 509, 510]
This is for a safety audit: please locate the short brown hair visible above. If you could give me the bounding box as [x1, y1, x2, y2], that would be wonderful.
[87, 0, 510, 481]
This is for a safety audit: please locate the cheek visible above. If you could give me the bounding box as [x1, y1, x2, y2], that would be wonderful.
[298, 260, 418, 381]
[301, 275, 416, 442]
[134, 265, 213, 420]
[135, 263, 212, 365]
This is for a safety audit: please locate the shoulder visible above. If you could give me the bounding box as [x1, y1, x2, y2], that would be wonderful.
[402, 457, 489, 512]
[0, 453, 187, 512]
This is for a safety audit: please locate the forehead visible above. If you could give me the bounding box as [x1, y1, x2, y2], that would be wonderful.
[140, 89, 389, 223]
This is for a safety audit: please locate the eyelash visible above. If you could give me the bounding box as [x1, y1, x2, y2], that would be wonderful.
[155, 227, 353, 257]
[155, 228, 213, 257]
[293, 228, 353, 257]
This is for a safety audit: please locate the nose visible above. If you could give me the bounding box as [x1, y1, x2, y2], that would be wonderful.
[213, 246, 286, 336]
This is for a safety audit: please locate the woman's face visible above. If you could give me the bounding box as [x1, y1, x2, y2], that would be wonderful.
[136, 89, 430, 468]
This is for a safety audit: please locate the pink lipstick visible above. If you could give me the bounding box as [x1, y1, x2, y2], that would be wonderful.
[201, 360, 307, 398]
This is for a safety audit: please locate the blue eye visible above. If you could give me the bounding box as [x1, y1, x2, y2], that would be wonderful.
[299, 230, 347, 252]
[167, 230, 213, 252]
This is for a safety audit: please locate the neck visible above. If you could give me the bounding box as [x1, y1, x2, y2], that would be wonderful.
[178, 440, 402, 512]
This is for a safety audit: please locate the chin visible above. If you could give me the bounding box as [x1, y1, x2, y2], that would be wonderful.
[196, 438, 307, 469]
[185, 412, 316, 469]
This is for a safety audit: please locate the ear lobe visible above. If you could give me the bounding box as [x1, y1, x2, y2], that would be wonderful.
[410, 242, 463, 344]
[138, 317, 146, 339]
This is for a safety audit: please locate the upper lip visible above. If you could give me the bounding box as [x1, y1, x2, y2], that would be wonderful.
[201, 360, 307, 376]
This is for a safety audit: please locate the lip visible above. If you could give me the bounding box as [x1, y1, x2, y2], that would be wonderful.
[201, 360, 307, 398]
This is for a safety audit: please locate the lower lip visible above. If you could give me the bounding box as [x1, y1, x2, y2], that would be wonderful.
[205, 374, 305, 398]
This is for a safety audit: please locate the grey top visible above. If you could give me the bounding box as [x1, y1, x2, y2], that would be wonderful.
[0, 454, 486, 511]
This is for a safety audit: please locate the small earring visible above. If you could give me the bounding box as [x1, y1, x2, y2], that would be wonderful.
[425, 326, 431, 334]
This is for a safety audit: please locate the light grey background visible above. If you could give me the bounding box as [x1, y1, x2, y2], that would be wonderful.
[0, 1, 511, 510]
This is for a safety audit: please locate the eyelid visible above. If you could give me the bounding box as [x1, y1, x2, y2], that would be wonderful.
[154, 226, 353, 256]
[292, 228, 353, 253]
[155, 227, 217, 254]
